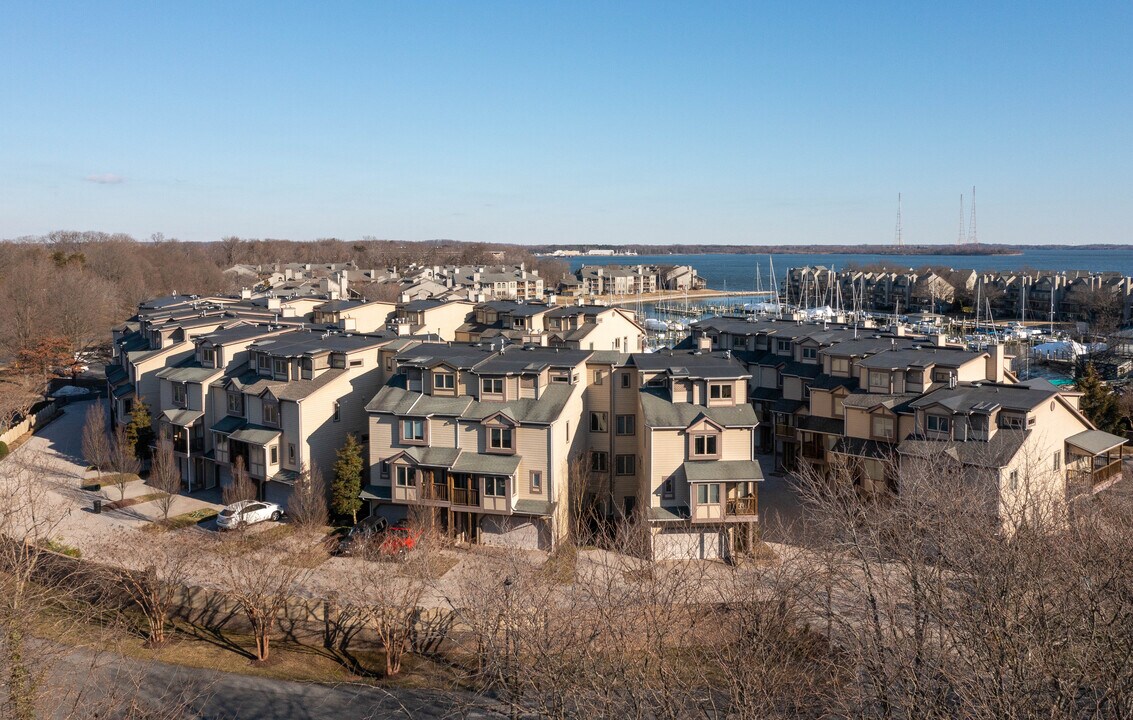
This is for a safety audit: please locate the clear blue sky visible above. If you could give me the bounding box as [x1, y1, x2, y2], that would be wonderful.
[2, 2, 1130, 246]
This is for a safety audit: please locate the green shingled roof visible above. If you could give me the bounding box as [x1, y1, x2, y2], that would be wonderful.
[228, 425, 281, 445]
[450, 452, 522, 476]
[683, 460, 763, 482]
[401, 446, 462, 467]
[639, 389, 758, 429]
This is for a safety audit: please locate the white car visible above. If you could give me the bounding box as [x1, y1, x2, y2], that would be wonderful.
[216, 500, 282, 530]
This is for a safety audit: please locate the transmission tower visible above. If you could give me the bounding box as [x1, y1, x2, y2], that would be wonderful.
[958, 194, 966, 245]
[967, 186, 978, 245]
[895, 193, 903, 249]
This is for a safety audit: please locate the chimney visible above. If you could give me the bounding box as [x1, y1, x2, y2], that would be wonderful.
[267, 297, 281, 311]
[934, 332, 947, 347]
[986, 342, 1006, 383]
[697, 336, 713, 352]
[240, 288, 252, 300]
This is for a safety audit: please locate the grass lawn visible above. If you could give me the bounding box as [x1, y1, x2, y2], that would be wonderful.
[141, 507, 219, 533]
[103, 492, 166, 511]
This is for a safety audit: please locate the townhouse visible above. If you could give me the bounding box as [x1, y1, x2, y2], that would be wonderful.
[544, 305, 646, 352]
[390, 299, 476, 341]
[311, 298, 396, 333]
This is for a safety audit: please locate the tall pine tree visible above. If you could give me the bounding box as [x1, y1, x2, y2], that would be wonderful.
[1077, 362, 1123, 434]
[331, 434, 364, 524]
[125, 396, 155, 461]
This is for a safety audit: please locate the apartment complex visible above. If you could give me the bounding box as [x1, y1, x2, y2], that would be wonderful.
[561, 264, 705, 297]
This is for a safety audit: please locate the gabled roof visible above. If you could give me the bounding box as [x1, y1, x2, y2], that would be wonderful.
[684, 460, 763, 482]
[898, 429, 1030, 469]
[639, 388, 758, 428]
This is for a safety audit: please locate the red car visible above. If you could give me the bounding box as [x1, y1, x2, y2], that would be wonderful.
[376, 520, 422, 560]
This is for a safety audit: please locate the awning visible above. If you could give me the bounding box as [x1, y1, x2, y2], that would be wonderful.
[229, 425, 281, 446]
[112, 383, 135, 399]
[684, 460, 763, 483]
[451, 452, 522, 476]
[269, 469, 301, 486]
[161, 408, 204, 427]
[360, 484, 392, 501]
[513, 499, 553, 516]
[401, 446, 462, 467]
[647, 505, 690, 522]
[211, 415, 246, 435]
[1066, 430, 1127, 456]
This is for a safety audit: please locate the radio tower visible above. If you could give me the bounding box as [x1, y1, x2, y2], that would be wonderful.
[895, 193, 903, 250]
[967, 186, 978, 245]
[958, 194, 966, 245]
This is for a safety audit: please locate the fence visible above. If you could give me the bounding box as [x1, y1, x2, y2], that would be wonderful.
[0, 401, 61, 447]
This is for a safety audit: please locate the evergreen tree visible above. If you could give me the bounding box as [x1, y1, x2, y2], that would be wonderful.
[1077, 362, 1123, 434]
[331, 434, 364, 524]
[125, 396, 155, 461]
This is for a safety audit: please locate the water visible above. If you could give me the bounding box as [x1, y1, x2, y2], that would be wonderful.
[567, 247, 1131, 293]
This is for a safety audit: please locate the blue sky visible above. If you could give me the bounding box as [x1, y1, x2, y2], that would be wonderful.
[1, 2, 1130, 245]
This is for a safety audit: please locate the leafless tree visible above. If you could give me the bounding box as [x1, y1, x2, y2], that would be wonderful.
[343, 554, 429, 677]
[222, 455, 256, 506]
[215, 538, 307, 663]
[149, 434, 181, 522]
[81, 403, 111, 484]
[101, 532, 197, 647]
[109, 421, 140, 500]
[288, 462, 328, 530]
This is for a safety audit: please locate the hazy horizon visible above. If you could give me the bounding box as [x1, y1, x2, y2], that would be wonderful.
[2, 3, 1130, 246]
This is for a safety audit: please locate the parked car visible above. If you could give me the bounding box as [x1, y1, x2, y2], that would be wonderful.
[216, 500, 282, 530]
[337, 514, 389, 556]
[376, 519, 422, 560]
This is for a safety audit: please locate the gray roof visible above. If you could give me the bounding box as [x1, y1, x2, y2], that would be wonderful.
[360, 484, 392, 501]
[797, 415, 845, 435]
[161, 408, 204, 427]
[842, 392, 918, 411]
[684, 460, 763, 482]
[830, 437, 895, 459]
[647, 505, 690, 522]
[112, 383, 135, 399]
[451, 452, 522, 476]
[463, 384, 574, 424]
[898, 429, 1029, 468]
[366, 381, 474, 416]
[155, 362, 220, 384]
[639, 388, 759, 428]
[248, 330, 388, 357]
[221, 368, 349, 402]
[228, 424, 281, 445]
[630, 348, 750, 380]
[1066, 429, 1127, 455]
[473, 347, 591, 374]
[587, 351, 631, 365]
[857, 346, 984, 370]
[400, 446, 462, 467]
[367, 377, 574, 425]
[211, 416, 246, 434]
[514, 499, 554, 516]
[909, 383, 1058, 414]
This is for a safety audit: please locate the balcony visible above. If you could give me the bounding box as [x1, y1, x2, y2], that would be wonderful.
[420, 482, 449, 502]
[1068, 459, 1123, 489]
[775, 424, 796, 439]
[451, 486, 480, 507]
[726, 496, 758, 517]
[800, 440, 825, 461]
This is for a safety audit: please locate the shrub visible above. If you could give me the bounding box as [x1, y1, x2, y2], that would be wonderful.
[0, 441, 8, 460]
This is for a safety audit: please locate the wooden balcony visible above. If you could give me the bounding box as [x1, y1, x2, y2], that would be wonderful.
[800, 441, 825, 460]
[452, 486, 480, 507]
[726, 496, 758, 517]
[1068, 459, 1123, 489]
[419, 482, 450, 502]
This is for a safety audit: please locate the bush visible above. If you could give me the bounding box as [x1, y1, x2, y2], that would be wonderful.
[0, 441, 8, 460]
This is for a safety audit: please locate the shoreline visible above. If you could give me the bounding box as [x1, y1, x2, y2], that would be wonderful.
[559, 289, 768, 307]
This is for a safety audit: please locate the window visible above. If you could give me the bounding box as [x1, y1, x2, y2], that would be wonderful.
[802, 384, 811, 399]
[1009, 470, 1018, 491]
[590, 451, 608, 473]
[696, 483, 721, 504]
[433, 372, 455, 390]
[802, 347, 818, 360]
[272, 358, 288, 379]
[530, 471, 542, 493]
[776, 339, 791, 353]
[380, 461, 390, 480]
[288, 443, 296, 463]
[616, 414, 636, 436]
[484, 477, 507, 497]
[831, 357, 850, 374]
[349, 359, 363, 367]
[270, 446, 278, 464]
[172, 383, 186, 406]
[551, 372, 570, 384]
[621, 373, 630, 388]
[616, 454, 636, 476]
[693, 434, 719, 457]
[482, 377, 504, 395]
[489, 426, 513, 450]
[262, 402, 279, 427]
[1053, 451, 1061, 471]
[926, 415, 950, 433]
[732, 335, 746, 349]
[590, 412, 608, 433]
[868, 370, 890, 389]
[999, 414, 1025, 430]
[257, 353, 271, 374]
[330, 354, 346, 369]
[593, 369, 604, 385]
[200, 348, 215, 367]
[300, 357, 313, 379]
[333, 402, 340, 422]
[385, 357, 393, 371]
[396, 466, 416, 487]
[663, 476, 674, 498]
[402, 419, 425, 443]
[709, 384, 733, 400]
[932, 369, 952, 382]
[871, 415, 895, 440]
[227, 391, 244, 416]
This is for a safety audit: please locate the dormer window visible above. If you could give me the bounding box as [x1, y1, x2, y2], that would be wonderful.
[709, 383, 733, 401]
[481, 377, 504, 397]
[692, 434, 719, 458]
[200, 347, 215, 367]
[776, 339, 791, 353]
[257, 353, 271, 376]
[932, 369, 953, 383]
[488, 427, 513, 451]
[926, 415, 950, 433]
[802, 347, 818, 361]
[262, 400, 280, 427]
[868, 371, 890, 390]
[227, 391, 244, 417]
[870, 415, 895, 440]
[999, 413, 1026, 430]
[330, 353, 346, 369]
[172, 383, 187, 407]
[434, 372, 455, 391]
[272, 357, 288, 380]
[831, 357, 850, 375]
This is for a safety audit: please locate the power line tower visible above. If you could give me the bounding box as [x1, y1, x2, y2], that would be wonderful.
[895, 192, 903, 250]
[967, 186, 978, 245]
[958, 193, 966, 245]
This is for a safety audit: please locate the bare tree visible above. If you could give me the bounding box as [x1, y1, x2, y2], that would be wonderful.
[216, 539, 307, 663]
[344, 555, 429, 676]
[81, 402, 111, 485]
[288, 462, 328, 530]
[222, 455, 256, 506]
[109, 421, 140, 500]
[148, 434, 181, 522]
[102, 533, 196, 647]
